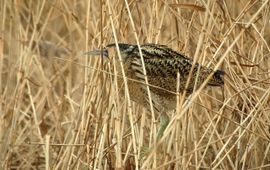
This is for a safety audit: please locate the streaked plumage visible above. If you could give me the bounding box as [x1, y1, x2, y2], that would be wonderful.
[86, 43, 224, 139]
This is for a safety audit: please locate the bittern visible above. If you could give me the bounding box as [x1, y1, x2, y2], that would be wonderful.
[86, 43, 224, 139]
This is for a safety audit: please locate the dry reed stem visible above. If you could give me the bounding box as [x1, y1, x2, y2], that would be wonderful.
[1, 0, 270, 169]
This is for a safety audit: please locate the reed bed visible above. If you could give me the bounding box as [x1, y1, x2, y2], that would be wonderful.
[0, 0, 270, 169]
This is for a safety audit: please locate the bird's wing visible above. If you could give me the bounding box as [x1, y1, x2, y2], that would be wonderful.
[134, 44, 196, 77]
[129, 46, 196, 96]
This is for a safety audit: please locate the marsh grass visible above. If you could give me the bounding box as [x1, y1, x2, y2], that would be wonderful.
[1, 0, 270, 169]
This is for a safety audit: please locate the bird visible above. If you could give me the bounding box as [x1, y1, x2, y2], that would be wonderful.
[86, 43, 224, 139]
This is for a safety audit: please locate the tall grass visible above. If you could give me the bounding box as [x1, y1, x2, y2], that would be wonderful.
[0, 0, 270, 169]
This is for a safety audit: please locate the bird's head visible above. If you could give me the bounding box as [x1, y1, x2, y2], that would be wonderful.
[106, 43, 136, 60]
[85, 43, 136, 61]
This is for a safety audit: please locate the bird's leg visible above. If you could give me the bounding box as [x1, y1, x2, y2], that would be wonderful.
[157, 112, 169, 140]
[140, 112, 169, 159]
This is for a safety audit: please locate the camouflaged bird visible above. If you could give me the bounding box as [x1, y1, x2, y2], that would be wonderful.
[87, 43, 224, 138]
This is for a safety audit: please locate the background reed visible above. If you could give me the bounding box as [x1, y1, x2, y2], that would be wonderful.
[0, 0, 270, 169]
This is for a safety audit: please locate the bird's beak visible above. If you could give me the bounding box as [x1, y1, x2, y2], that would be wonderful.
[84, 49, 109, 58]
[84, 49, 111, 64]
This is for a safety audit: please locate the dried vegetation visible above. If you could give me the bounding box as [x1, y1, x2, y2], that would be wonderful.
[0, 0, 270, 169]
